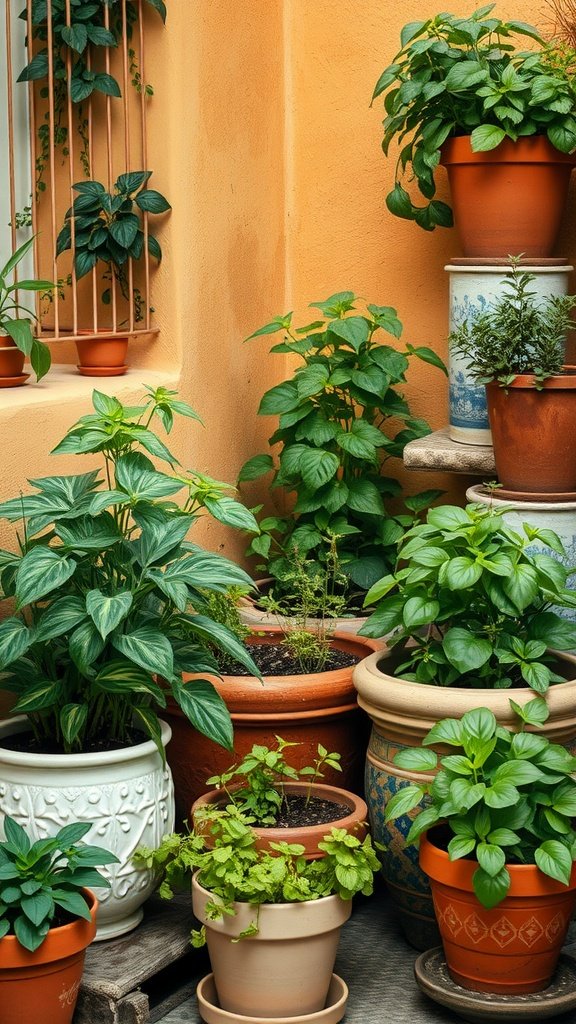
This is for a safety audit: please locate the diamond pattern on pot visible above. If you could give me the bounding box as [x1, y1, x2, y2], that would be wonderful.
[489, 917, 517, 948]
[546, 914, 566, 943]
[463, 912, 488, 944]
[518, 916, 544, 948]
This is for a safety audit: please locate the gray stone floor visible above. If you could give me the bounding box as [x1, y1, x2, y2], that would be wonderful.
[154, 887, 576, 1024]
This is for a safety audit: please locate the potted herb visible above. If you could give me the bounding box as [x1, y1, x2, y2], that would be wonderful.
[353, 500, 576, 948]
[163, 562, 383, 817]
[385, 703, 576, 993]
[238, 290, 444, 621]
[451, 260, 576, 494]
[0, 237, 53, 386]
[0, 815, 117, 1024]
[56, 172, 171, 373]
[137, 810, 380, 1019]
[192, 737, 368, 858]
[0, 386, 260, 939]
[373, 7, 576, 256]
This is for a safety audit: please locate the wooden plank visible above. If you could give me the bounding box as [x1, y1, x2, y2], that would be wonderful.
[403, 427, 496, 476]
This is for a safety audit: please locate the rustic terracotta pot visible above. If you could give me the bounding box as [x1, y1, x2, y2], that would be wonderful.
[420, 831, 576, 995]
[75, 332, 129, 371]
[192, 781, 368, 859]
[486, 371, 576, 493]
[0, 889, 97, 1024]
[0, 335, 25, 379]
[440, 136, 575, 258]
[352, 648, 576, 950]
[164, 628, 382, 820]
[192, 875, 351, 1017]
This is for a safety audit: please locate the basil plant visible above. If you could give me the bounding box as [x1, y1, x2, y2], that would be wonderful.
[0, 387, 260, 757]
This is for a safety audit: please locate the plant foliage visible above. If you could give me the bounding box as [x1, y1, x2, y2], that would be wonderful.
[0, 236, 54, 381]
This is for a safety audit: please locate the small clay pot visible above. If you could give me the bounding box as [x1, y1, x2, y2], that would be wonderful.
[0, 336, 25, 379]
[75, 333, 129, 370]
[441, 136, 575, 258]
[420, 831, 576, 995]
[486, 369, 576, 493]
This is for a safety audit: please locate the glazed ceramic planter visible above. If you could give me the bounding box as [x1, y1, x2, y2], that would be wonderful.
[421, 832, 576, 995]
[0, 717, 175, 940]
[192, 781, 368, 859]
[486, 371, 576, 493]
[165, 628, 382, 820]
[192, 875, 351, 1017]
[352, 649, 576, 950]
[446, 261, 572, 446]
[0, 888, 97, 1024]
[440, 136, 575, 258]
[467, 484, 576, 621]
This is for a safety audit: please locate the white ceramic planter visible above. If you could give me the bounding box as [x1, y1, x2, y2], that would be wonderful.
[192, 875, 351, 1018]
[446, 262, 573, 446]
[467, 484, 576, 622]
[0, 717, 175, 941]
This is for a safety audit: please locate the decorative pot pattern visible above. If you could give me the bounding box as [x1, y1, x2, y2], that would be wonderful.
[446, 263, 572, 446]
[467, 484, 576, 622]
[0, 718, 175, 941]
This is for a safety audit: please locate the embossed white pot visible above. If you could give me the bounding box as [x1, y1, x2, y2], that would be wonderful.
[0, 717, 175, 941]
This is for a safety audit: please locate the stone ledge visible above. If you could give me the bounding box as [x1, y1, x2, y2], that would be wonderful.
[0, 365, 179, 413]
[403, 427, 496, 476]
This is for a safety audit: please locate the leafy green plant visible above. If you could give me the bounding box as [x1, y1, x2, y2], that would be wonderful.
[451, 258, 576, 387]
[204, 738, 342, 826]
[239, 291, 445, 607]
[0, 236, 54, 381]
[56, 172, 170, 322]
[360, 501, 576, 690]
[0, 815, 118, 951]
[136, 807, 380, 944]
[373, 6, 576, 229]
[385, 702, 576, 908]
[0, 386, 261, 758]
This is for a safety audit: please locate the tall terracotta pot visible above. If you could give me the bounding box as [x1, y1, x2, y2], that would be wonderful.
[164, 628, 382, 821]
[421, 832, 576, 995]
[486, 371, 576, 493]
[192, 875, 351, 1017]
[440, 136, 575, 258]
[352, 649, 576, 950]
[0, 889, 97, 1024]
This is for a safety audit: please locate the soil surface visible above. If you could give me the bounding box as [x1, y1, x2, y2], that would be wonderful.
[0, 729, 148, 755]
[220, 642, 358, 677]
[270, 794, 351, 829]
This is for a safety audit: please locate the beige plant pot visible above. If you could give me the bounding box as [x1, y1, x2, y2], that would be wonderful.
[192, 875, 351, 1018]
[238, 580, 370, 635]
[352, 648, 576, 950]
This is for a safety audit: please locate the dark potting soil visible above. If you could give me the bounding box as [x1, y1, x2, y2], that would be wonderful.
[220, 642, 358, 677]
[0, 728, 148, 755]
[271, 794, 351, 829]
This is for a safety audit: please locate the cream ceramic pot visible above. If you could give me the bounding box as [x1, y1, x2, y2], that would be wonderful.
[0, 717, 175, 940]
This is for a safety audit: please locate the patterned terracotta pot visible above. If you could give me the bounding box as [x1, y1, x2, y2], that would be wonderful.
[0, 717, 174, 940]
[421, 832, 576, 994]
[352, 649, 576, 951]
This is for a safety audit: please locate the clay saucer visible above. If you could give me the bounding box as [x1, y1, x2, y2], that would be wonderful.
[482, 487, 576, 503]
[0, 373, 30, 388]
[77, 365, 128, 377]
[414, 948, 576, 1023]
[196, 973, 348, 1024]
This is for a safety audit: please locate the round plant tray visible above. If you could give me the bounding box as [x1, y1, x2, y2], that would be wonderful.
[77, 364, 128, 377]
[196, 973, 348, 1024]
[414, 948, 576, 1023]
[0, 373, 30, 387]
[482, 487, 576, 503]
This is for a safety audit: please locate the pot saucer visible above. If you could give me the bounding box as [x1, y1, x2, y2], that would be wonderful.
[485, 487, 576, 503]
[196, 973, 348, 1024]
[77, 365, 128, 377]
[0, 373, 30, 388]
[414, 948, 576, 1023]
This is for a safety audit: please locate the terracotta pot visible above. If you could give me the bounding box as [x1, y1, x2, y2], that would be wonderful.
[486, 371, 576, 493]
[192, 875, 351, 1017]
[420, 831, 576, 994]
[440, 136, 575, 258]
[0, 335, 25, 379]
[238, 579, 370, 636]
[75, 333, 129, 370]
[0, 888, 97, 1024]
[352, 648, 576, 950]
[164, 628, 382, 820]
[192, 781, 368, 859]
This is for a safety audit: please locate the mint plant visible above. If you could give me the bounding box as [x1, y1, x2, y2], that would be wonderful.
[0, 815, 117, 951]
[0, 386, 260, 757]
[374, 7, 576, 229]
[0, 236, 54, 381]
[385, 703, 576, 908]
[239, 291, 444, 607]
[360, 502, 576, 690]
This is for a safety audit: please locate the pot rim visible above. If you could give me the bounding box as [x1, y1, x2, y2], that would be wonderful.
[192, 872, 347, 912]
[486, 367, 576, 390]
[192, 780, 368, 831]
[466, 482, 576, 512]
[0, 715, 172, 767]
[440, 134, 576, 166]
[0, 888, 97, 968]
